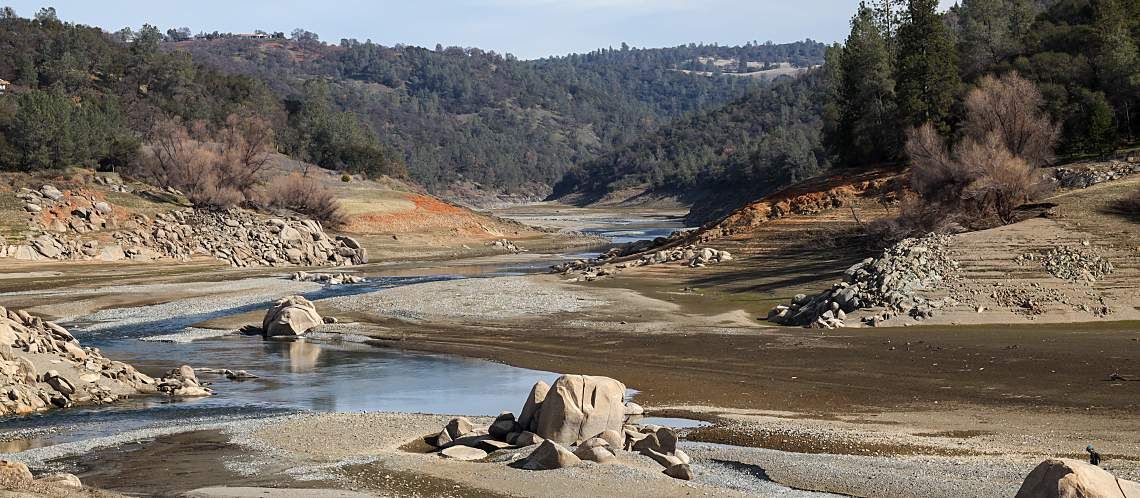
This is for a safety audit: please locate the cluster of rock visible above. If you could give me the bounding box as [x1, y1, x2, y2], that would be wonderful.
[426, 375, 694, 480]
[488, 239, 524, 253]
[1019, 245, 1115, 283]
[2, 201, 368, 268]
[767, 234, 959, 328]
[17, 184, 116, 235]
[261, 295, 326, 338]
[154, 365, 213, 397]
[1052, 160, 1139, 189]
[552, 245, 732, 282]
[0, 307, 212, 417]
[0, 460, 85, 494]
[291, 271, 366, 285]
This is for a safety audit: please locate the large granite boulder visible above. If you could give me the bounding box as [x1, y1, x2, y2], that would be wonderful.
[262, 296, 323, 337]
[517, 380, 549, 432]
[1016, 458, 1140, 498]
[534, 375, 627, 445]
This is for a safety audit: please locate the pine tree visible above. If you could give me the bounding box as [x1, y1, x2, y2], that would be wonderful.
[1091, 0, 1140, 138]
[836, 3, 900, 166]
[895, 0, 961, 135]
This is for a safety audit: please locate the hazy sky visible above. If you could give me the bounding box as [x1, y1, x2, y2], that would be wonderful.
[3, 1, 957, 59]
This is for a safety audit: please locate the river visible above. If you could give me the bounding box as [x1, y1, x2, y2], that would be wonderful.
[0, 211, 690, 452]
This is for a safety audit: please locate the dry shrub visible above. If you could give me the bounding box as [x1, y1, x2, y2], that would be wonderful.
[900, 73, 1057, 231]
[130, 114, 274, 210]
[266, 173, 347, 228]
[962, 73, 1060, 168]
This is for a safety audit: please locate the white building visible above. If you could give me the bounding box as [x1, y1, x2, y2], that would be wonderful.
[0, 79, 9, 94]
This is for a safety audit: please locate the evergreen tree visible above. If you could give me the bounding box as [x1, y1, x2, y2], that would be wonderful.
[956, 0, 1034, 77]
[1091, 0, 1140, 137]
[895, 0, 961, 134]
[836, 3, 900, 166]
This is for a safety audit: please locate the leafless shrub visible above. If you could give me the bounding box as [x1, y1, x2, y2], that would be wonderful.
[130, 114, 275, 210]
[962, 73, 1060, 168]
[265, 173, 347, 228]
[897, 74, 1058, 230]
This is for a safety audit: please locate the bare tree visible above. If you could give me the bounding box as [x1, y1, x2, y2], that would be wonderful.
[900, 73, 1058, 229]
[962, 73, 1060, 168]
[266, 173, 346, 227]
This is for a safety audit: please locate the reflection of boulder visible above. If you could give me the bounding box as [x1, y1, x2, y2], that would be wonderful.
[286, 340, 322, 372]
[262, 296, 322, 337]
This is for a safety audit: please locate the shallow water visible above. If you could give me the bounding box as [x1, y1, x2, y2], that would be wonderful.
[0, 215, 681, 452]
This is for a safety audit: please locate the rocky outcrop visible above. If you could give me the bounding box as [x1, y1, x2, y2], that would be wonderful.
[2, 183, 367, 268]
[291, 271, 366, 285]
[261, 296, 323, 338]
[488, 239, 524, 253]
[0, 307, 212, 417]
[534, 375, 627, 445]
[552, 245, 733, 282]
[1016, 458, 1140, 498]
[1052, 160, 1139, 189]
[423, 374, 692, 479]
[155, 365, 213, 397]
[767, 234, 959, 328]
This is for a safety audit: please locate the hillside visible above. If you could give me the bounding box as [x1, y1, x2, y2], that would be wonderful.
[551, 70, 830, 224]
[176, 37, 826, 196]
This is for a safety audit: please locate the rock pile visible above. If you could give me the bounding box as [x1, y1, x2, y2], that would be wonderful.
[0, 306, 211, 417]
[261, 295, 324, 338]
[425, 374, 694, 480]
[1019, 246, 1115, 283]
[155, 365, 213, 397]
[767, 234, 959, 328]
[488, 239, 524, 253]
[2, 202, 368, 268]
[552, 245, 732, 282]
[1052, 160, 1139, 189]
[291, 271, 366, 285]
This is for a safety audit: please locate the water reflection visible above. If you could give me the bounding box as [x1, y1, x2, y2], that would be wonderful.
[275, 339, 321, 373]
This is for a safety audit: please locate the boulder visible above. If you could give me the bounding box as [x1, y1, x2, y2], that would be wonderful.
[445, 417, 476, 440]
[439, 446, 488, 461]
[36, 472, 83, 488]
[0, 460, 33, 486]
[534, 375, 627, 445]
[570, 437, 615, 462]
[510, 431, 544, 446]
[664, 463, 694, 480]
[624, 401, 644, 416]
[518, 380, 549, 432]
[261, 296, 323, 337]
[521, 440, 581, 470]
[99, 244, 126, 262]
[489, 412, 521, 440]
[596, 429, 625, 450]
[1016, 458, 1140, 498]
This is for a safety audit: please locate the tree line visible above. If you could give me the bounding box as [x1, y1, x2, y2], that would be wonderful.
[555, 0, 1140, 223]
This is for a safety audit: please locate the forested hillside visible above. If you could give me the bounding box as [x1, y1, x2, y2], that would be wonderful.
[555, 0, 1140, 223]
[179, 37, 826, 193]
[0, 7, 403, 181]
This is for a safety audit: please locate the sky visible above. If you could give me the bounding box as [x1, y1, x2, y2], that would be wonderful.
[3, 1, 958, 60]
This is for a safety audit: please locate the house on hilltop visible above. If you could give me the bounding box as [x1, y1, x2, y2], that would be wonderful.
[0, 79, 9, 95]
